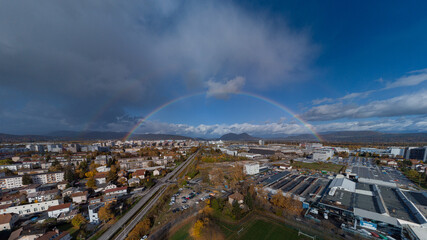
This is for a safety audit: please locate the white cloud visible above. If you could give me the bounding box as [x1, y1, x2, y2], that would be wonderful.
[314, 119, 415, 133]
[311, 68, 427, 107]
[302, 90, 427, 121]
[312, 98, 333, 105]
[339, 90, 374, 100]
[108, 117, 427, 138]
[206, 76, 245, 99]
[386, 68, 427, 89]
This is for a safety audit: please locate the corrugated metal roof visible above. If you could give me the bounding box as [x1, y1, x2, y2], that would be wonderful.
[330, 177, 356, 192]
[354, 207, 400, 226]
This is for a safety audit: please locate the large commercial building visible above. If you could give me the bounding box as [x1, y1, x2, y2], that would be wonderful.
[389, 147, 405, 157]
[312, 149, 334, 161]
[244, 163, 260, 175]
[405, 147, 427, 162]
[360, 147, 388, 155]
[317, 175, 427, 239]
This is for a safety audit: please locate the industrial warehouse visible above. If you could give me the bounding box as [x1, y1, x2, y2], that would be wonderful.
[257, 164, 427, 240]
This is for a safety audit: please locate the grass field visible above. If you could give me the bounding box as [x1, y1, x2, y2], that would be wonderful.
[169, 222, 192, 240]
[292, 161, 343, 173]
[169, 216, 313, 240]
[236, 219, 308, 240]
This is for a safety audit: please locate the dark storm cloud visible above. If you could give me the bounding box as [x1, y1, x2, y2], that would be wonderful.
[0, 0, 314, 133]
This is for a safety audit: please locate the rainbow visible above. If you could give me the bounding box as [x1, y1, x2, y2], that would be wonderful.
[122, 92, 323, 142]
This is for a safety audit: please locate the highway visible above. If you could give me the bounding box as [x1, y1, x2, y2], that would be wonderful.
[98, 149, 200, 240]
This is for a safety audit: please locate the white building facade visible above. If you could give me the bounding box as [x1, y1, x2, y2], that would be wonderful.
[31, 172, 65, 184]
[88, 202, 105, 224]
[0, 200, 61, 216]
[244, 163, 260, 175]
[0, 176, 23, 189]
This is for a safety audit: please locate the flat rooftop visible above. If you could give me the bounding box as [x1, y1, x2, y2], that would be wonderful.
[356, 182, 372, 191]
[379, 186, 417, 223]
[403, 191, 427, 220]
[354, 193, 381, 213]
[405, 191, 427, 206]
[261, 171, 290, 186]
[321, 189, 353, 211]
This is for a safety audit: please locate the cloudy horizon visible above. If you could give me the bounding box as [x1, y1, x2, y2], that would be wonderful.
[1, 1, 427, 138]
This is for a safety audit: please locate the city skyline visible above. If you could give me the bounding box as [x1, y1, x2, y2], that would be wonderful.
[1, 1, 427, 137]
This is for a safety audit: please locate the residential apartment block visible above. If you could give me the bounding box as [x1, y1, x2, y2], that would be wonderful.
[0, 199, 61, 216]
[31, 172, 65, 184]
[0, 176, 23, 189]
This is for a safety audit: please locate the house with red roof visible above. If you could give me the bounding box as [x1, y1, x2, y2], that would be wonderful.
[71, 191, 88, 204]
[0, 213, 18, 230]
[104, 187, 128, 197]
[133, 169, 147, 179]
[94, 172, 108, 185]
[47, 203, 72, 218]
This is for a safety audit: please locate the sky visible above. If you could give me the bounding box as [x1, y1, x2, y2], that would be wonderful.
[1, 0, 427, 138]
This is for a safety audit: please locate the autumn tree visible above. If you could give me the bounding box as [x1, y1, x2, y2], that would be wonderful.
[98, 204, 114, 222]
[89, 162, 100, 172]
[85, 169, 97, 178]
[201, 205, 213, 218]
[271, 191, 302, 215]
[86, 177, 96, 189]
[126, 218, 151, 240]
[229, 164, 245, 188]
[49, 160, 64, 172]
[72, 214, 87, 228]
[77, 160, 88, 178]
[107, 168, 118, 182]
[190, 219, 205, 239]
[271, 190, 286, 208]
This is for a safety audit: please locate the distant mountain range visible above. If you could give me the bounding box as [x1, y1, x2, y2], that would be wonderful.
[0, 131, 193, 143]
[282, 131, 427, 143]
[1, 130, 427, 143]
[219, 133, 260, 141]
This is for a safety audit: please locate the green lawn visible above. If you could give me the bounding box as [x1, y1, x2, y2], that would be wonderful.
[169, 217, 314, 240]
[215, 219, 241, 237]
[237, 219, 307, 240]
[291, 161, 343, 173]
[169, 222, 193, 240]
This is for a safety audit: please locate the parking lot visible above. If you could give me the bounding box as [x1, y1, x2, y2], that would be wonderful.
[169, 187, 213, 213]
[345, 157, 415, 188]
